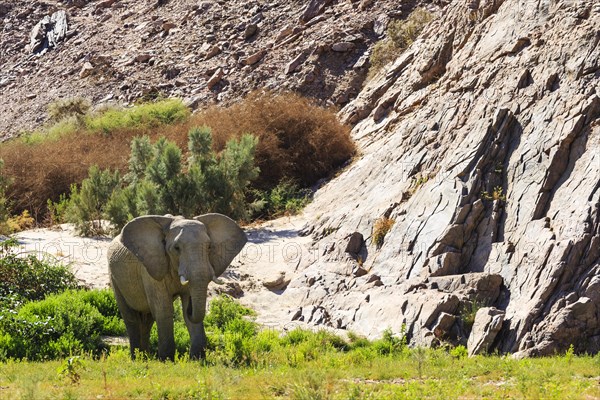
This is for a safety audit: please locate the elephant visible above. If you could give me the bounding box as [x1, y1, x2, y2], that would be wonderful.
[107, 213, 247, 360]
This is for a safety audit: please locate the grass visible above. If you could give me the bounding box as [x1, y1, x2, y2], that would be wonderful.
[372, 217, 395, 248]
[0, 348, 597, 399]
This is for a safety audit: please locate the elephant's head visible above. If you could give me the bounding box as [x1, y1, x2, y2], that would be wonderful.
[121, 213, 247, 323]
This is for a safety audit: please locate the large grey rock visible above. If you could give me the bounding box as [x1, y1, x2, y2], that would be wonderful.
[299, 0, 333, 23]
[29, 11, 68, 54]
[467, 307, 505, 356]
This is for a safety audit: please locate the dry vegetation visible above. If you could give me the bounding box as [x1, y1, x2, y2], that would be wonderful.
[0, 92, 354, 221]
[192, 91, 355, 189]
[368, 8, 434, 79]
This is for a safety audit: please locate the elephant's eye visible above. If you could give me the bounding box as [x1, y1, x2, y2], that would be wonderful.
[174, 244, 181, 252]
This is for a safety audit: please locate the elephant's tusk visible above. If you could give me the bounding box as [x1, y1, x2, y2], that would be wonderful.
[180, 275, 189, 285]
[212, 276, 225, 285]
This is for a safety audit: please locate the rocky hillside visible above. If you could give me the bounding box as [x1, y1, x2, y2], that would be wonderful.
[276, 0, 599, 356]
[0, 0, 431, 137]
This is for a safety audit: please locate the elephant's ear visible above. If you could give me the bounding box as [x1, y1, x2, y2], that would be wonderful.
[121, 215, 174, 281]
[194, 213, 247, 277]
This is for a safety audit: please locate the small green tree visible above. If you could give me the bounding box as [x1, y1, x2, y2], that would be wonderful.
[125, 135, 155, 185]
[66, 126, 260, 236]
[66, 166, 120, 236]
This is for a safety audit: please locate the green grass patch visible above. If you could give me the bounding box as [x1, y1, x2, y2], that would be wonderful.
[85, 99, 190, 134]
[0, 346, 597, 399]
[19, 98, 190, 144]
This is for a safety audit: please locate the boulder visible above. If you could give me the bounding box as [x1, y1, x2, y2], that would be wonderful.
[30, 11, 69, 54]
[206, 67, 223, 89]
[299, 0, 333, 23]
[345, 232, 364, 255]
[262, 272, 290, 291]
[467, 307, 505, 356]
[243, 23, 258, 39]
[242, 49, 267, 66]
[332, 42, 355, 52]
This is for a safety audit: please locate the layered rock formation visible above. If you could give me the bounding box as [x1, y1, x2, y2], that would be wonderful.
[282, 0, 599, 356]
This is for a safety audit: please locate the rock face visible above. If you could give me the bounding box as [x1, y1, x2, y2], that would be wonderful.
[29, 10, 68, 54]
[278, 0, 600, 356]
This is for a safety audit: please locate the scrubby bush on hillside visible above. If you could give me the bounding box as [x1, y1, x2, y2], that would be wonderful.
[192, 91, 355, 189]
[369, 8, 433, 79]
[47, 97, 91, 126]
[66, 126, 259, 235]
[85, 99, 190, 134]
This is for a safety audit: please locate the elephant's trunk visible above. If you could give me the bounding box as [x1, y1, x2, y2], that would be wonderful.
[188, 282, 208, 324]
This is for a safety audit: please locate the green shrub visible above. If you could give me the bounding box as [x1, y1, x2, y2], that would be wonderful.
[369, 8, 433, 78]
[281, 328, 313, 347]
[371, 328, 407, 355]
[450, 345, 468, 359]
[204, 295, 254, 331]
[0, 238, 81, 306]
[47, 193, 70, 225]
[85, 99, 190, 134]
[68, 126, 259, 235]
[65, 166, 120, 236]
[47, 97, 90, 125]
[0, 289, 124, 360]
[251, 180, 311, 218]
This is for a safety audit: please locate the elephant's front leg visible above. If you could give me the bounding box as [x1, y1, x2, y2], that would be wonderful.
[181, 294, 207, 359]
[148, 289, 176, 361]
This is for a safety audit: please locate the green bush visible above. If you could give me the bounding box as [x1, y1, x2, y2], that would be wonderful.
[0, 238, 81, 306]
[250, 180, 311, 218]
[65, 166, 121, 236]
[47, 97, 90, 125]
[371, 328, 407, 355]
[47, 193, 70, 225]
[204, 295, 255, 331]
[85, 99, 190, 134]
[0, 289, 124, 360]
[67, 126, 259, 235]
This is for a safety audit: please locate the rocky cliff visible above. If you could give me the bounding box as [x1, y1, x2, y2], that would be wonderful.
[280, 0, 600, 356]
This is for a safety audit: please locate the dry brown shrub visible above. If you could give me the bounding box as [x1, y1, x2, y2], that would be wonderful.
[186, 91, 355, 189]
[0, 132, 130, 219]
[0, 91, 354, 220]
